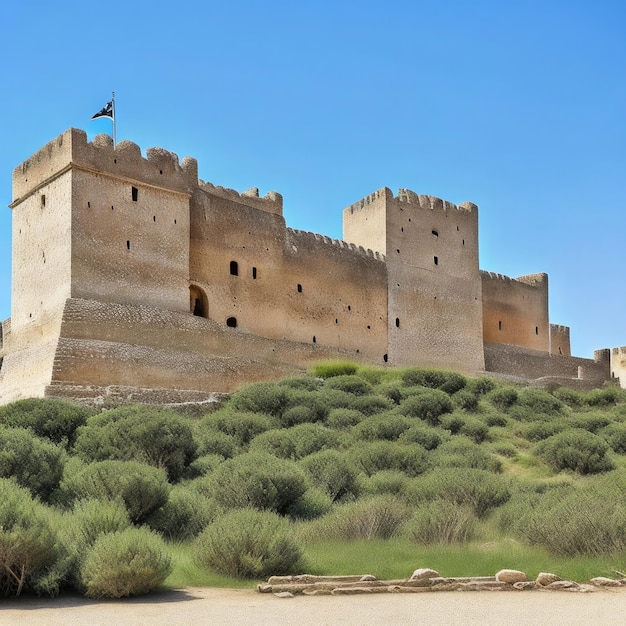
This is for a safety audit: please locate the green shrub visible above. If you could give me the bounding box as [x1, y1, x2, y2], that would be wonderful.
[401, 368, 467, 393]
[358, 470, 410, 496]
[61, 460, 170, 523]
[280, 405, 317, 427]
[314, 388, 360, 411]
[73, 406, 197, 481]
[485, 387, 519, 410]
[194, 509, 303, 578]
[353, 413, 412, 441]
[516, 388, 564, 415]
[484, 413, 509, 427]
[185, 453, 225, 479]
[398, 423, 443, 450]
[287, 487, 333, 519]
[146, 485, 218, 540]
[0, 479, 61, 597]
[459, 418, 489, 443]
[375, 380, 406, 405]
[249, 429, 296, 459]
[193, 425, 238, 459]
[584, 386, 621, 407]
[511, 488, 626, 557]
[350, 395, 394, 416]
[407, 467, 510, 517]
[287, 423, 341, 458]
[403, 500, 478, 544]
[200, 410, 277, 447]
[0, 398, 92, 447]
[465, 377, 497, 397]
[310, 360, 359, 378]
[323, 375, 373, 396]
[552, 387, 584, 408]
[452, 389, 479, 411]
[439, 413, 465, 434]
[228, 382, 291, 418]
[0, 428, 65, 500]
[278, 376, 322, 391]
[80, 527, 171, 598]
[599, 422, 626, 453]
[399, 390, 453, 425]
[326, 408, 365, 429]
[432, 437, 502, 472]
[566, 412, 611, 434]
[209, 452, 309, 514]
[523, 419, 567, 442]
[349, 441, 430, 477]
[302, 495, 411, 541]
[536, 430, 614, 474]
[299, 449, 359, 501]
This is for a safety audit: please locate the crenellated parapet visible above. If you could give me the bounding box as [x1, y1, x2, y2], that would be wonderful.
[12, 128, 198, 205]
[286, 228, 386, 262]
[198, 180, 283, 216]
[345, 186, 477, 216]
[516, 273, 548, 287]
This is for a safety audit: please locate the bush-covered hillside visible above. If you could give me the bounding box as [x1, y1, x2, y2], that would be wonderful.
[1, 363, 625, 597]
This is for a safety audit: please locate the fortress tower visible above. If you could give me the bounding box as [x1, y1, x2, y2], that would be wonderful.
[343, 188, 484, 373]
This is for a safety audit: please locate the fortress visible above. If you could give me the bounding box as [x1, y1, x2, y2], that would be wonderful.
[0, 128, 624, 406]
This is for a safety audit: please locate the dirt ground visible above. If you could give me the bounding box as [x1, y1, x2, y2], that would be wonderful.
[2, 587, 626, 626]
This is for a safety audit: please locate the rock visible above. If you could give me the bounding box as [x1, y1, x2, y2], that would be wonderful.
[590, 577, 622, 587]
[360, 574, 377, 582]
[513, 581, 536, 591]
[546, 580, 579, 590]
[273, 591, 295, 598]
[410, 568, 440, 581]
[495, 569, 527, 583]
[536, 572, 561, 586]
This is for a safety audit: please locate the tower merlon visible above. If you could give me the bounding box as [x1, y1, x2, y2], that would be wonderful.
[12, 128, 199, 205]
[198, 180, 283, 216]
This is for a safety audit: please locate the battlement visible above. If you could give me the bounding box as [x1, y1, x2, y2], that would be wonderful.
[12, 128, 198, 205]
[198, 180, 283, 216]
[550, 324, 569, 333]
[345, 186, 477, 216]
[286, 228, 385, 262]
[516, 273, 548, 287]
[612, 346, 626, 358]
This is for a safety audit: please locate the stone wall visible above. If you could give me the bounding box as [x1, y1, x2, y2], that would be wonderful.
[612, 347, 626, 388]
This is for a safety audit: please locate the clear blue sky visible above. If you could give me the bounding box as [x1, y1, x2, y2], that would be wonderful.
[0, 1, 624, 358]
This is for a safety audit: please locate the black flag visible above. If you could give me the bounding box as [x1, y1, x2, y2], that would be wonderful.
[91, 101, 114, 120]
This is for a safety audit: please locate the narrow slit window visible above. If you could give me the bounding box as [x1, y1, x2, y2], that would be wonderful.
[432, 229, 438, 237]
[498, 320, 502, 331]
[383, 354, 388, 363]
[395, 318, 400, 328]
[131, 186, 138, 201]
[41, 195, 46, 208]
[226, 317, 237, 328]
[297, 284, 302, 293]
[252, 267, 257, 279]
[434, 256, 439, 265]
[126, 240, 131, 250]
[312, 336, 316, 343]
[230, 261, 238, 276]
[535, 326, 539, 335]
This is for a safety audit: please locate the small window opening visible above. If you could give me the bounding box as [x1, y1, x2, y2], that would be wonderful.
[347, 305, 351, 311]
[297, 284, 302, 293]
[396, 249, 400, 254]
[131, 186, 138, 201]
[252, 267, 257, 279]
[226, 317, 237, 328]
[114, 159, 117, 164]
[395, 317, 400, 328]
[159, 169, 163, 174]
[190, 286, 208, 318]
[498, 320, 502, 331]
[41, 195, 46, 207]
[0, 357, 3, 372]
[335, 318, 338, 324]
[111, 205, 114, 210]
[174, 219, 177, 224]
[230, 261, 238, 276]
[126, 240, 131, 250]
[558, 346, 563, 355]
[434, 256, 439, 265]
[383, 354, 388, 363]
[535, 326, 539, 335]
[367, 325, 371, 330]
[401, 227, 404, 233]
[312, 336, 316, 343]
[457, 225, 460, 231]
[432, 229, 438, 237]
[87, 201, 91, 208]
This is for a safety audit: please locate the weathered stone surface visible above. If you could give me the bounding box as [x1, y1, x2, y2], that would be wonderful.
[332, 587, 389, 595]
[546, 580, 579, 590]
[495, 569, 527, 583]
[513, 581, 537, 591]
[590, 577, 623, 587]
[410, 568, 440, 581]
[536, 572, 561, 586]
[273, 591, 295, 598]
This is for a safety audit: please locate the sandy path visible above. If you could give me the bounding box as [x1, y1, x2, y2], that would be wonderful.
[2, 587, 626, 626]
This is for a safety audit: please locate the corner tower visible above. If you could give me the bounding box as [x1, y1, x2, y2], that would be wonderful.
[343, 188, 484, 373]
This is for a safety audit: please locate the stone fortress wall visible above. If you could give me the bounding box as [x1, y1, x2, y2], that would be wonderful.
[0, 128, 623, 406]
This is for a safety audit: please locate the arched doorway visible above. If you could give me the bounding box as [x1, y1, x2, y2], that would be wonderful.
[189, 285, 209, 318]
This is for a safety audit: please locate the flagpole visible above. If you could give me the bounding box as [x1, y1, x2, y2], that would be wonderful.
[112, 91, 116, 149]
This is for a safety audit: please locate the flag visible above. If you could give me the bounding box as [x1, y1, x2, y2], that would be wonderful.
[91, 101, 114, 120]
